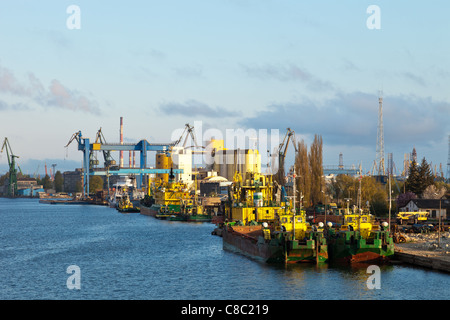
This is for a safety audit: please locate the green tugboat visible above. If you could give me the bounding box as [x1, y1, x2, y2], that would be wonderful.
[180, 199, 212, 222]
[326, 211, 394, 264]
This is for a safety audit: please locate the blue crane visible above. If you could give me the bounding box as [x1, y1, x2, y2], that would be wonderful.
[65, 131, 183, 198]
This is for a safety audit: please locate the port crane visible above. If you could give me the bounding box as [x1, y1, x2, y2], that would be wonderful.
[65, 130, 182, 197]
[173, 123, 206, 158]
[94, 128, 116, 168]
[174, 124, 199, 148]
[276, 128, 298, 186]
[1, 137, 22, 197]
[94, 128, 117, 198]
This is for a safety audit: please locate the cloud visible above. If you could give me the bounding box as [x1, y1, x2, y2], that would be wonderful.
[0, 66, 28, 96]
[0, 64, 100, 115]
[0, 99, 31, 111]
[173, 65, 203, 78]
[238, 91, 450, 149]
[241, 62, 334, 91]
[159, 99, 241, 118]
[46, 80, 101, 114]
[45, 30, 71, 48]
[402, 72, 426, 87]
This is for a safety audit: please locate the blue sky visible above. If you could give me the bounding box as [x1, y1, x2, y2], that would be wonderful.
[1, 1, 449, 178]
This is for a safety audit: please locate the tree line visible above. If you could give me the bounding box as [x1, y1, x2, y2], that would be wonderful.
[294, 134, 324, 208]
[0, 171, 105, 194]
[291, 135, 449, 216]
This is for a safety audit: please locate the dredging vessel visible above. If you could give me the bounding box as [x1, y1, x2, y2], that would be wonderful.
[326, 209, 394, 264]
[140, 169, 213, 222]
[221, 172, 328, 263]
[179, 198, 212, 222]
[117, 193, 140, 213]
[139, 169, 192, 219]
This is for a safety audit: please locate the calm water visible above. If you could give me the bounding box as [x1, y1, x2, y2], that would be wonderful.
[0, 198, 448, 300]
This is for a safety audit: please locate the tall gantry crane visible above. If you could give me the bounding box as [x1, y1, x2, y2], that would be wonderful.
[173, 123, 199, 148]
[94, 128, 117, 197]
[65, 129, 180, 198]
[94, 128, 116, 168]
[276, 128, 298, 186]
[1, 137, 22, 197]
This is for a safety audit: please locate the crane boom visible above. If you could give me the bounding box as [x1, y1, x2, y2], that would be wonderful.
[276, 128, 298, 185]
[65, 131, 82, 148]
[174, 123, 200, 148]
[95, 128, 116, 167]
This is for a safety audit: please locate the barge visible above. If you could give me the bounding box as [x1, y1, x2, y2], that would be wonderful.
[223, 217, 328, 264]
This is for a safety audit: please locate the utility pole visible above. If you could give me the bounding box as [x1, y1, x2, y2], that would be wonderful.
[345, 198, 352, 214]
[293, 165, 296, 240]
[388, 172, 392, 230]
[439, 197, 442, 248]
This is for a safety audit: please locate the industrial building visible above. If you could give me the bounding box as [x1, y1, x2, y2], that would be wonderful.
[210, 141, 261, 183]
[0, 177, 44, 197]
[199, 174, 232, 197]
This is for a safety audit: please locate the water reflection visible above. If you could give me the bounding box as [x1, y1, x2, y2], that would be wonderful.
[1, 198, 448, 300]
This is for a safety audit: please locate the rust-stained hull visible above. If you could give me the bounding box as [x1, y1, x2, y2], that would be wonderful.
[336, 251, 389, 264]
[222, 225, 328, 264]
[222, 225, 282, 263]
[139, 204, 159, 217]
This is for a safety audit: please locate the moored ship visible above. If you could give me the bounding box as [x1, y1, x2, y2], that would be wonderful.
[222, 211, 328, 263]
[179, 199, 212, 222]
[117, 193, 140, 213]
[139, 170, 192, 219]
[221, 171, 328, 263]
[326, 210, 394, 264]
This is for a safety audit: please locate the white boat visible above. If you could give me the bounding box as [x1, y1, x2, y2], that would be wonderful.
[108, 176, 144, 209]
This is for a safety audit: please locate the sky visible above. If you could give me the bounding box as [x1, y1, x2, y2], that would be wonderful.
[1, 0, 449, 178]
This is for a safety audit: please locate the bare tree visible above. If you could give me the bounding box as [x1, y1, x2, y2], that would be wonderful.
[295, 139, 311, 208]
[309, 134, 324, 206]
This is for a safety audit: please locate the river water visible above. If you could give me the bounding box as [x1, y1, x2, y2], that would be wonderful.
[0, 197, 448, 301]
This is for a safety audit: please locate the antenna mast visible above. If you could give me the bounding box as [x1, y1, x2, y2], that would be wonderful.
[375, 91, 385, 176]
[447, 134, 450, 181]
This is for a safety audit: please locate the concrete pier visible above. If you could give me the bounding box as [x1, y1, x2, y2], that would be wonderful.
[394, 243, 450, 273]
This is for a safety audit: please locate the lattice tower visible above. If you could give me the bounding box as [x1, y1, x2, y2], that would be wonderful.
[447, 135, 450, 181]
[375, 91, 385, 175]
